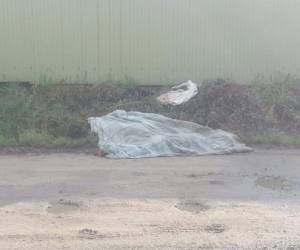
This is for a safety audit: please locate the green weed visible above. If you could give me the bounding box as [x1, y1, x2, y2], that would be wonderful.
[243, 133, 300, 148]
[1, 79, 300, 149]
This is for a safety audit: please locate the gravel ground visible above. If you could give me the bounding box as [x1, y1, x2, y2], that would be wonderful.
[0, 150, 300, 249]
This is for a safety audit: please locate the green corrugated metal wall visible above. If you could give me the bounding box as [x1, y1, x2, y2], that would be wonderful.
[0, 0, 300, 84]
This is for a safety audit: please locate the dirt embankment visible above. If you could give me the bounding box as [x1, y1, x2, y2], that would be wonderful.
[1, 80, 300, 148]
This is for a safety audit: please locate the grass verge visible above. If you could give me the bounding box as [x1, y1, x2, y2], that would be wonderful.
[243, 133, 300, 148]
[0, 131, 97, 148]
[1, 79, 300, 149]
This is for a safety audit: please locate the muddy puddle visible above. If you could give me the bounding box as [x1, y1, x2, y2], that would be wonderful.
[78, 229, 102, 240]
[255, 176, 297, 191]
[175, 201, 210, 213]
[205, 224, 227, 234]
[47, 199, 83, 214]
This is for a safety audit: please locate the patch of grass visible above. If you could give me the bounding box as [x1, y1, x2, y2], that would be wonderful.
[253, 80, 292, 109]
[0, 134, 15, 146]
[243, 133, 300, 148]
[0, 85, 34, 142]
[251, 75, 300, 133]
[0, 131, 97, 148]
[115, 75, 138, 88]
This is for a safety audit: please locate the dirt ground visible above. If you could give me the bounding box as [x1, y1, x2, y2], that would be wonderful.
[0, 150, 300, 249]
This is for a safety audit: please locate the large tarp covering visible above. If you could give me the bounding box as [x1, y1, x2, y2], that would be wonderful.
[88, 110, 252, 159]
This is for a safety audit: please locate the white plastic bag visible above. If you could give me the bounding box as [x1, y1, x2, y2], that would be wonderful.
[157, 80, 199, 105]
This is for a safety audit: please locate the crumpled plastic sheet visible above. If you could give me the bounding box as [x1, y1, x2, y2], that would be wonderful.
[157, 80, 199, 105]
[88, 110, 252, 159]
